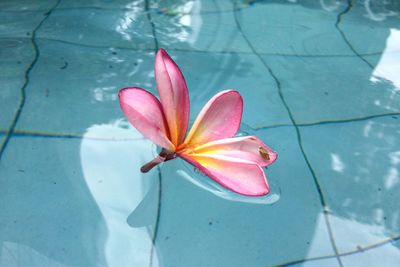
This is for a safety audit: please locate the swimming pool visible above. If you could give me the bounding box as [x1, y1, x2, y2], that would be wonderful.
[0, 0, 399, 266]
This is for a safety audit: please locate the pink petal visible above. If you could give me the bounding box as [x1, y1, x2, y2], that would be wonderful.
[184, 90, 243, 146]
[155, 48, 190, 147]
[119, 87, 174, 151]
[180, 153, 269, 196]
[190, 136, 277, 167]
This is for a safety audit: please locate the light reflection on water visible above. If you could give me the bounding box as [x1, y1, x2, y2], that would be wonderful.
[177, 168, 280, 204]
[80, 121, 158, 267]
[1, 0, 400, 266]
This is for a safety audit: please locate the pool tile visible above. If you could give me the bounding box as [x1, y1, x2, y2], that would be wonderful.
[37, 7, 154, 50]
[339, 2, 400, 55]
[154, 126, 335, 266]
[0, 125, 158, 267]
[164, 51, 291, 128]
[290, 257, 341, 267]
[152, 7, 251, 53]
[0, 11, 47, 38]
[236, 1, 353, 56]
[341, 239, 400, 267]
[261, 54, 400, 124]
[15, 40, 155, 134]
[0, 39, 34, 129]
[152, 0, 235, 13]
[58, 0, 145, 10]
[300, 116, 400, 253]
[16, 46, 291, 134]
[0, 0, 55, 11]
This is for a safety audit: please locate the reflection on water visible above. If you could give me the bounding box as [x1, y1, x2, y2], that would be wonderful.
[364, 0, 399, 21]
[372, 29, 400, 93]
[330, 214, 391, 251]
[1, 242, 69, 267]
[1, 0, 400, 266]
[80, 120, 159, 267]
[177, 168, 280, 205]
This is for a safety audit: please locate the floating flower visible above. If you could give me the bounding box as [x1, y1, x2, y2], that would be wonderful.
[119, 49, 277, 196]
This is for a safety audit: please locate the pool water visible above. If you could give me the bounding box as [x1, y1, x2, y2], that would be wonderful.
[1, 0, 400, 266]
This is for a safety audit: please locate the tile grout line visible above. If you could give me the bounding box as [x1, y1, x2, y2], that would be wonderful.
[0, 130, 145, 141]
[0, 5, 243, 15]
[145, 1, 162, 267]
[274, 234, 400, 266]
[247, 112, 400, 131]
[5, 35, 394, 58]
[1, 112, 398, 140]
[335, 0, 374, 69]
[232, 1, 344, 266]
[0, 0, 62, 162]
[149, 166, 163, 267]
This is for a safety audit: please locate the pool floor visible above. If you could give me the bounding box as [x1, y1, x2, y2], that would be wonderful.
[0, 0, 400, 266]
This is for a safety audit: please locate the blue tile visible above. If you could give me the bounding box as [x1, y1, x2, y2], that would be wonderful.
[152, 8, 251, 53]
[300, 116, 400, 253]
[0, 124, 159, 266]
[58, 0, 145, 9]
[289, 257, 341, 267]
[16, 46, 291, 134]
[261, 54, 400, 124]
[339, 2, 400, 55]
[0, 1, 55, 11]
[164, 51, 291, 128]
[235, 1, 352, 56]
[0, 11, 46, 38]
[37, 7, 154, 50]
[0, 39, 34, 129]
[0, 137, 107, 266]
[341, 239, 400, 267]
[15, 40, 155, 134]
[154, 126, 334, 266]
[152, 0, 235, 13]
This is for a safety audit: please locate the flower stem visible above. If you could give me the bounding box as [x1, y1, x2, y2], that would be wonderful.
[140, 149, 176, 173]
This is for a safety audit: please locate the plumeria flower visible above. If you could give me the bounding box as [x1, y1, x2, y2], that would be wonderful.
[119, 49, 277, 196]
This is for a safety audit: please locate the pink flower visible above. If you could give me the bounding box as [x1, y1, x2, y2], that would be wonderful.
[119, 49, 277, 196]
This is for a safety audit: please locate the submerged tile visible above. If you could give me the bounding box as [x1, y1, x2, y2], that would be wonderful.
[164, 51, 291, 128]
[0, 11, 46, 38]
[300, 116, 400, 253]
[152, 6, 251, 53]
[0, 125, 158, 267]
[154, 126, 335, 266]
[57, 0, 145, 10]
[262, 54, 400, 124]
[341, 238, 400, 267]
[152, 0, 235, 13]
[15, 40, 155, 134]
[0, 0, 55, 11]
[16, 47, 291, 134]
[0, 39, 34, 129]
[289, 257, 341, 267]
[339, 2, 400, 55]
[236, 1, 353, 56]
[37, 7, 154, 50]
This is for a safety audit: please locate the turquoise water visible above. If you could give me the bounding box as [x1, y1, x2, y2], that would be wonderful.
[1, 0, 400, 266]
